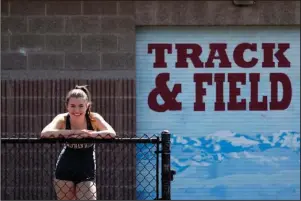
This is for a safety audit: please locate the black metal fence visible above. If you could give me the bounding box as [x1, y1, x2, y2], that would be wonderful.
[1, 131, 175, 200]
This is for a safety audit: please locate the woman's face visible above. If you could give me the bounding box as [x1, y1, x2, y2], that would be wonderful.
[66, 97, 89, 118]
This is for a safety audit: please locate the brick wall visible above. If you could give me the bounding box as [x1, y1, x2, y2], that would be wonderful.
[1, 0, 135, 79]
[135, 1, 300, 25]
[1, 1, 299, 80]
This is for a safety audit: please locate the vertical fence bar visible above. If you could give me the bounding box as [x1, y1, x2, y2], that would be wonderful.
[161, 130, 171, 200]
[155, 136, 160, 200]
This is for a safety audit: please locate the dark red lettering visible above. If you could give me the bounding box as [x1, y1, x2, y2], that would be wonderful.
[148, 73, 182, 112]
[175, 44, 203, 68]
[249, 73, 268, 111]
[262, 43, 275, 67]
[205, 43, 231, 68]
[270, 73, 292, 110]
[233, 43, 258, 68]
[262, 43, 291, 68]
[276, 44, 291, 67]
[227, 73, 247, 110]
[148, 44, 172, 68]
[194, 73, 212, 111]
[214, 74, 226, 111]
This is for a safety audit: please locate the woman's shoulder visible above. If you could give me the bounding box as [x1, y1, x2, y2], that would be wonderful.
[54, 113, 69, 123]
[89, 112, 103, 131]
[89, 112, 103, 122]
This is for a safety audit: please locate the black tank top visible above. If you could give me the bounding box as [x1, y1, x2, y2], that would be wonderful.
[65, 114, 94, 149]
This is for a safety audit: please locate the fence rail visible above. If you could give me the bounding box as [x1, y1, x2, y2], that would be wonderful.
[1, 137, 160, 144]
[1, 131, 174, 200]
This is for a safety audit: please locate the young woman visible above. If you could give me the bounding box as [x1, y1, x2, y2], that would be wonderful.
[41, 85, 116, 200]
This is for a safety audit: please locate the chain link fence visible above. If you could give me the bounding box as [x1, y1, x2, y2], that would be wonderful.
[1, 131, 175, 200]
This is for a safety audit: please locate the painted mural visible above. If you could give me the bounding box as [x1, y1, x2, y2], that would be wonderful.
[136, 27, 300, 200]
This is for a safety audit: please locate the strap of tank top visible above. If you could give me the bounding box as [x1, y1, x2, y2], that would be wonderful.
[65, 113, 94, 130]
[86, 113, 94, 130]
[65, 115, 71, 130]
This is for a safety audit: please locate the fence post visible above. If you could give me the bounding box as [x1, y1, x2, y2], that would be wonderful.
[161, 130, 171, 200]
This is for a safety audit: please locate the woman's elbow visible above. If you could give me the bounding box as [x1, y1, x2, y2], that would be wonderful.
[40, 131, 49, 138]
[109, 130, 117, 137]
[40, 129, 54, 138]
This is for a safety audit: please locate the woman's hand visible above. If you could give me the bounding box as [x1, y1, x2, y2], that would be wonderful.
[67, 130, 93, 138]
[65, 130, 116, 139]
[89, 131, 116, 139]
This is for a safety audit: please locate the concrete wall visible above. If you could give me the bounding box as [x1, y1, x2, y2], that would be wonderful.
[1, 0, 300, 80]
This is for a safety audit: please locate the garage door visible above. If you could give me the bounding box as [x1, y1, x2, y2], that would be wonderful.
[136, 27, 300, 200]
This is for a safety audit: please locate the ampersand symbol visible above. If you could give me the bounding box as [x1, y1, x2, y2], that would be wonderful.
[148, 73, 182, 112]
